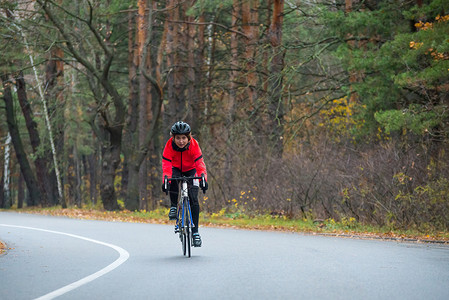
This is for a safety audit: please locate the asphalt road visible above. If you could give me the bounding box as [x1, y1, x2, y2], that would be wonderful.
[1, 211, 448, 300]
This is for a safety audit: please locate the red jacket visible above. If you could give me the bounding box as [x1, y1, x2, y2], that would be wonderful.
[162, 137, 207, 182]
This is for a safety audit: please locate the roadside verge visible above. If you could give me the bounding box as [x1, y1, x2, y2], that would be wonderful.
[4, 208, 449, 245]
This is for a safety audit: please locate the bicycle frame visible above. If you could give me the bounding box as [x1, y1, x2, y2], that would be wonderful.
[179, 180, 194, 230]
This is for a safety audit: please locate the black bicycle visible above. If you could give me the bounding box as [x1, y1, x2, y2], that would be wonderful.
[164, 175, 204, 257]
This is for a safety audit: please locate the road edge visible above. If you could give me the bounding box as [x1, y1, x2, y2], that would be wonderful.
[3, 209, 449, 245]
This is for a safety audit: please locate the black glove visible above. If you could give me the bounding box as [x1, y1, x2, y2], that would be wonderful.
[200, 174, 208, 193]
[162, 176, 169, 195]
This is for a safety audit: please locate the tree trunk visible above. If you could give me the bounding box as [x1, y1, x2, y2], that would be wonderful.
[43, 33, 65, 206]
[241, 0, 259, 107]
[29, 56, 63, 207]
[267, 0, 285, 157]
[138, 88, 149, 211]
[138, 0, 149, 211]
[126, 0, 164, 211]
[345, 0, 360, 105]
[225, 0, 240, 189]
[0, 173, 4, 209]
[2, 133, 12, 208]
[100, 127, 121, 211]
[186, 1, 205, 132]
[15, 72, 54, 207]
[18, 172, 24, 209]
[166, 0, 187, 124]
[74, 145, 82, 207]
[126, 166, 139, 211]
[1, 75, 42, 206]
[124, 0, 147, 211]
[186, 2, 198, 128]
[241, 0, 265, 149]
[122, 5, 140, 202]
[165, 0, 176, 128]
[148, 1, 163, 210]
[87, 150, 98, 205]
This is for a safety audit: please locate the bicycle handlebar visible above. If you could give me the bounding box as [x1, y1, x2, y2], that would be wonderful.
[164, 174, 206, 195]
[166, 176, 203, 181]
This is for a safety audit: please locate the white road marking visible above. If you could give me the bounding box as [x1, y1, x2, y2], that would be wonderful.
[0, 224, 130, 299]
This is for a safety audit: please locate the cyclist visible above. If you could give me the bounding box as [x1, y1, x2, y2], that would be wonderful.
[162, 121, 208, 247]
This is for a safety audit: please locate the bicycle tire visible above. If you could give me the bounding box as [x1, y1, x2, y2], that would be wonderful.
[184, 200, 192, 257]
[182, 230, 187, 256]
[186, 215, 191, 258]
[184, 199, 193, 258]
[180, 202, 186, 256]
[182, 200, 188, 256]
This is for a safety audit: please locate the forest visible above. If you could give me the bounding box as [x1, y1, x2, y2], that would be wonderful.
[0, 0, 448, 232]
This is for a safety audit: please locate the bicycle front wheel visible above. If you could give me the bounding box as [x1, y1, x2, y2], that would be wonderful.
[181, 202, 188, 256]
[186, 220, 191, 258]
[183, 201, 192, 257]
[181, 230, 187, 256]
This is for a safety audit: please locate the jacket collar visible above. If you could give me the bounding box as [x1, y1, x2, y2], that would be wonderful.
[172, 139, 190, 152]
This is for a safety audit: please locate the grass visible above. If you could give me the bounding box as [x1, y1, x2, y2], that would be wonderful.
[202, 211, 449, 243]
[2, 206, 449, 243]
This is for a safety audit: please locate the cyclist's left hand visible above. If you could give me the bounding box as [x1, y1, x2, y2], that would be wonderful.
[162, 175, 169, 194]
[162, 183, 168, 194]
[200, 175, 208, 193]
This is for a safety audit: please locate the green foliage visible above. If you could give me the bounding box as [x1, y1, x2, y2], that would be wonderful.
[187, 0, 233, 16]
[323, 3, 406, 41]
[374, 104, 445, 135]
[404, 0, 448, 21]
[384, 16, 449, 88]
[0, 9, 30, 74]
[322, 0, 449, 140]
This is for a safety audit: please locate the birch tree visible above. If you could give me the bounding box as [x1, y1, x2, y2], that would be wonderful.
[2, 134, 12, 208]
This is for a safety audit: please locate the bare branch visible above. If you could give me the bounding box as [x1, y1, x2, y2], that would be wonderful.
[168, 19, 249, 39]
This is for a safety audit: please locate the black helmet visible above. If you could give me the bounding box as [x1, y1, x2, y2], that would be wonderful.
[171, 121, 191, 135]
